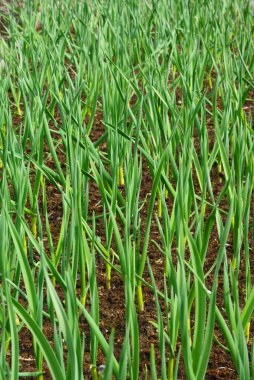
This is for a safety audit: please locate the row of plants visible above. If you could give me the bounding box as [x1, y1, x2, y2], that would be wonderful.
[0, 0, 253, 378]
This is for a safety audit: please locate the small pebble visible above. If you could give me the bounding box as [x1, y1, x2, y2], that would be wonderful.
[97, 364, 106, 377]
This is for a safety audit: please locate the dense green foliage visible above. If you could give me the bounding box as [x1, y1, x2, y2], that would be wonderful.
[0, 0, 254, 378]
